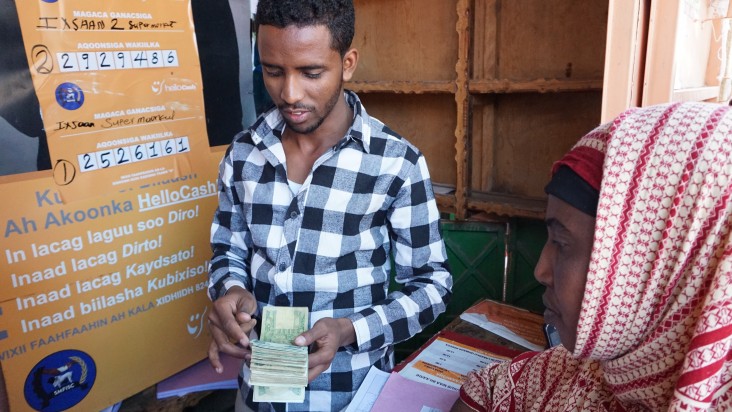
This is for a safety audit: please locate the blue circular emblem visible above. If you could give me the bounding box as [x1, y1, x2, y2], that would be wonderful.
[55, 82, 84, 110]
[24, 349, 97, 411]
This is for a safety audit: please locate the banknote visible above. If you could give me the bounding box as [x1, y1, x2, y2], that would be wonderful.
[259, 306, 309, 344]
[250, 306, 310, 403]
[253, 384, 305, 403]
[249, 340, 309, 386]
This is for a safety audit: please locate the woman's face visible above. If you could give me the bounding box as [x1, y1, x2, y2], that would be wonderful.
[535, 195, 596, 353]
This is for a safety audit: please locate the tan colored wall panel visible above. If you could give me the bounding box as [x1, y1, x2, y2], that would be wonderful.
[357, 93, 457, 186]
[472, 0, 498, 80]
[352, 0, 458, 81]
[349, 0, 606, 218]
[484, 92, 603, 197]
[601, 0, 648, 122]
[473, 0, 608, 81]
[470, 95, 496, 191]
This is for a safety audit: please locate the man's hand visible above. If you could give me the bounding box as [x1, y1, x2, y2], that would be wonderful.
[294, 317, 356, 382]
[208, 286, 258, 373]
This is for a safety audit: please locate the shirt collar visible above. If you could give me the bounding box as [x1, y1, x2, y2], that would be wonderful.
[250, 90, 372, 155]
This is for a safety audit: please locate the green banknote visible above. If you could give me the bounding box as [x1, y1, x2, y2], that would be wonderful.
[252, 384, 305, 403]
[259, 306, 309, 344]
[250, 306, 310, 403]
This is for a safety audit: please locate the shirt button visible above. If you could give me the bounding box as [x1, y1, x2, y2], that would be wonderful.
[278, 263, 286, 272]
[290, 211, 298, 219]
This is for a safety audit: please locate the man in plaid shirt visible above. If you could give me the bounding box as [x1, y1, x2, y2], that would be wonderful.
[206, 1, 452, 410]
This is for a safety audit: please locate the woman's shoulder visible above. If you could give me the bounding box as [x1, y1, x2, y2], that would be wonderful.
[459, 347, 611, 411]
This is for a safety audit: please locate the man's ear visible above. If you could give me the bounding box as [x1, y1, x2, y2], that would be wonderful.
[342, 48, 359, 82]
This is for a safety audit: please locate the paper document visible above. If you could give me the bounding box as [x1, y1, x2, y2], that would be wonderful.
[398, 334, 509, 391]
[344, 366, 390, 412]
[459, 313, 544, 351]
[371, 372, 458, 412]
[459, 299, 546, 351]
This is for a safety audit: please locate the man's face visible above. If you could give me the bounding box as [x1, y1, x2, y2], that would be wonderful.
[535, 195, 595, 353]
[257, 24, 356, 135]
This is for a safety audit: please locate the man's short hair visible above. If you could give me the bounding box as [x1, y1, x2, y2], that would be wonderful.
[255, 0, 355, 56]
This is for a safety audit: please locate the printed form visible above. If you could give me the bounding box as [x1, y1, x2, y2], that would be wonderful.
[398, 334, 511, 391]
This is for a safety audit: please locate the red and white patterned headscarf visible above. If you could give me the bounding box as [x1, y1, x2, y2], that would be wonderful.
[459, 102, 732, 411]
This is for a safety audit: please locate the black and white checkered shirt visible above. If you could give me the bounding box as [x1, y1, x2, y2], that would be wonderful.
[209, 91, 452, 411]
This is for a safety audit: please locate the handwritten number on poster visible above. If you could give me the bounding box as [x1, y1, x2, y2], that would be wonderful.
[32, 44, 53, 74]
[52, 159, 77, 185]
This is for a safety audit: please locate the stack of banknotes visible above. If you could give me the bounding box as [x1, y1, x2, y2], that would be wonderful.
[250, 306, 309, 403]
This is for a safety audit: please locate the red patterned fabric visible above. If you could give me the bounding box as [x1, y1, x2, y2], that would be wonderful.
[459, 102, 732, 411]
[551, 127, 607, 192]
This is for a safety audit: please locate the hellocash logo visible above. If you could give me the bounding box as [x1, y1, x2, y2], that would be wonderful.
[187, 306, 208, 338]
[151, 78, 197, 95]
[151, 80, 163, 95]
[24, 349, 96, 411]
[55, 82, 84, 110]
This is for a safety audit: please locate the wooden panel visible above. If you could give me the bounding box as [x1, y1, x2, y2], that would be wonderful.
[352, 0, 458, 81]
[470, 95, 496, 191]
[601, 0, 649, 122]
[435, 193, 457, 214]
[473, 0, 608, 81]
[642, 0, 680, 105]
[346, 80, 455, 94]
[470, 79, 603, 94]
[357, 93, 457, 187]
[471, 0, 498, 79]
[454, 0, 470, 219]
[467, 192, 546, 220]
[350, 0, 608, 219]
[488, 92, 603, 198]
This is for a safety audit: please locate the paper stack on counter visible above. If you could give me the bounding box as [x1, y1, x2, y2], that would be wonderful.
[250, 306, 309, 403]
[458, 299, 546, 351]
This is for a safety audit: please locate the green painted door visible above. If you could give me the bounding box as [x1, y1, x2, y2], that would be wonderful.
[505, 218, 547, 314]
[393, 220, 506, 362]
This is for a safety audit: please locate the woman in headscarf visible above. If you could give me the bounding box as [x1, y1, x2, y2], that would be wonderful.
[452, 102, 732, 411]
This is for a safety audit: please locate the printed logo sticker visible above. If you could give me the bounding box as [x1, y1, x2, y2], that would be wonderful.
[151, 80, 164, 95]
[24, 349, 96, 411]
[55, 82, 85, 110]
[187, 306, 208, 338]
[151, 78, 197, 95]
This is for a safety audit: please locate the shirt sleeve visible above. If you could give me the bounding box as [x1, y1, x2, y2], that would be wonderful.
[207, 143, 252, 301]
[347, 150, 453, 352]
